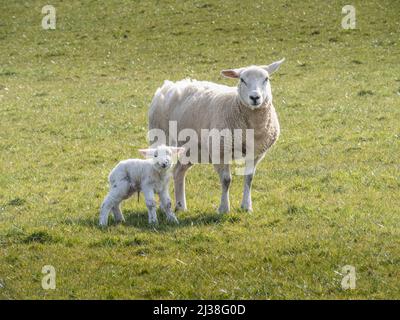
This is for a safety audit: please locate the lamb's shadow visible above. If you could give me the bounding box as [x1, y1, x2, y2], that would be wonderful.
[65, 210, 150, 229]
[123, 209, 230, 231]
[69, 209, 237, 231]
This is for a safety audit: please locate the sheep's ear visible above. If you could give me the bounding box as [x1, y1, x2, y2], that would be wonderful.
[221, 68, 242, 79]
[170, 147, 185, 156]
[262, 58, 285, 75]
[138, 148, 155, 158]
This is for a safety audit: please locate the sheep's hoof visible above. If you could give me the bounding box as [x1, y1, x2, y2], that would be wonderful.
[115, 218, 125, 224]
[175, 207, 187, 212]
[175, 202, 187, 212]
[240, 205, 253, 212]
[218, 206, 230, 214]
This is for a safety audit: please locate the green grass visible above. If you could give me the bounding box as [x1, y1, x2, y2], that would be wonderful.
[1, 0, 399, 299]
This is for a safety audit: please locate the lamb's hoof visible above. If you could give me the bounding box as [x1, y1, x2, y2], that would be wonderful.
[148, 218, 158, 225]
[99, 218, 108, 228]
[166, 214, 179, 224]
[115, 218, 125, 224]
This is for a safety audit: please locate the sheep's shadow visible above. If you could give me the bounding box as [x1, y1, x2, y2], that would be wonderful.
[70, 209, 240, 231]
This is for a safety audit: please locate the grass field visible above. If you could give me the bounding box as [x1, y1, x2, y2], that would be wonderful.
[0, 0, 399, 299]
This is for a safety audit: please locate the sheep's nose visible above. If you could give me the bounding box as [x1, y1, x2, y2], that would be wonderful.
[249, 95, 260, 103]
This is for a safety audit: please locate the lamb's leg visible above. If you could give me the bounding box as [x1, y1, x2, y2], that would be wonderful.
[143, 187, 157, 225]
[173, 161, 192, 211]
[99, 194, 124, 227]
[159, 188, 178, 224]
[99, 194, 114, 227]
[99, 180, 129, 227]
[214, 164, 231, 214]
[112, 204, 125, 223]
[241, 158, 260, 212]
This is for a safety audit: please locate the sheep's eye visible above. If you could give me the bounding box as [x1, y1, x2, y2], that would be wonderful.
[240, 78, 247, 85]
[264, 77, 269, 82]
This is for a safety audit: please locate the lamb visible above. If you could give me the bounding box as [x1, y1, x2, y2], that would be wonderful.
[99, 145, 184, 226]
[148, 59, 285, 213]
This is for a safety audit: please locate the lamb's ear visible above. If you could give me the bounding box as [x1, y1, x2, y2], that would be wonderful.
[138, 148, 155, 158]
[262, 58, 285, 75]
[170, 147, 185, 156]
[221, 68, 243, 79]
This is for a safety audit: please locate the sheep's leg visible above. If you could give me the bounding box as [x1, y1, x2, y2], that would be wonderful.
[173, 161, 192, 211]
[159, 188, 178, 224]
[240, 158, 260, 212]
[241, 174, 254, 212]
[214, 164, 231, 214]
[111, 204, 125, 223]
[143, 187, 157, 225]
[99, 180, 129, 226]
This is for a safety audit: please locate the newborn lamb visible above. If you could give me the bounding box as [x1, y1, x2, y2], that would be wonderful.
[99, 145, 184, 227]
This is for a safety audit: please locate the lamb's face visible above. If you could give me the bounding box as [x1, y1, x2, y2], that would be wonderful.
[139, 146, 185, 171]
[152, 146, 173, 171]
[221, 58, 285, 110]
[238, 67, 271, 109]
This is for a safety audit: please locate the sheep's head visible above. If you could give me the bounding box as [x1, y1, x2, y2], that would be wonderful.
[139, 145, 185, 171]
[221, 58, 285, 110]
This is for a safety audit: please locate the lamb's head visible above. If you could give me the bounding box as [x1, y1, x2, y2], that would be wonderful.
[139, 145, 185, 171]
[221, 58, 285, 110]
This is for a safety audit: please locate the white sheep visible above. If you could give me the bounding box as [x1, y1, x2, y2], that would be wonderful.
[148, 59, 284, 213]
[99, 145, 184, 226]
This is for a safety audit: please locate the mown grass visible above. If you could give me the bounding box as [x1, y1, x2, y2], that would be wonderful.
[0, 0, 399, 299]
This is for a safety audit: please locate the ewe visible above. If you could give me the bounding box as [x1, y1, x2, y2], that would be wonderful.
[99, 145, 184, 226]
[149, 59, 284, 213]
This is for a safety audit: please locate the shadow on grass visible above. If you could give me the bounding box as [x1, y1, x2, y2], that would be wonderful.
[122, 209, 231, 231]
[69, 209, 241, 232]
